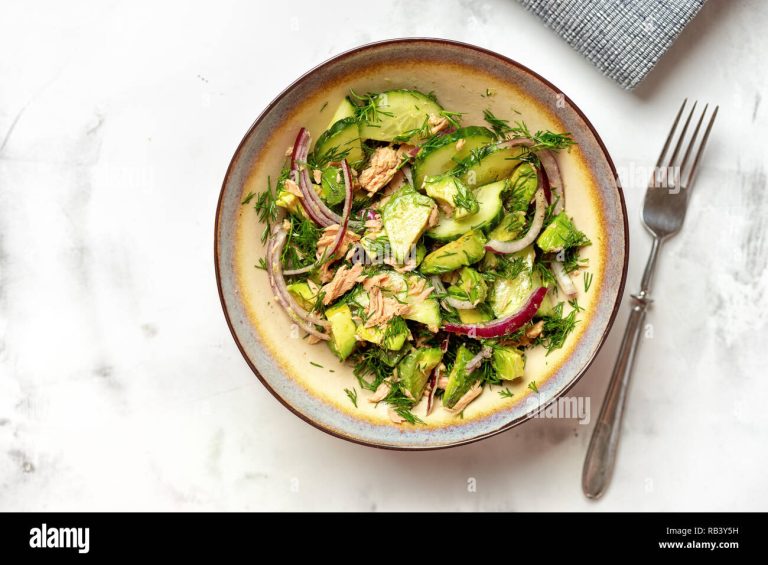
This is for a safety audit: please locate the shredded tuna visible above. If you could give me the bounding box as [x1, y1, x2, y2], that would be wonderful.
[306, 334, 322, 345]
[364, 216, 383, 232]
[526, 320, 545, 340]
[316, 224, 360, 261]
[312, 169, 322, 184]
[321, 263, 364, 304]
[359, 147, 400, 195]
[283, 178, 303, 199]
[427, 205, 440, 228]
[455, 138, 466, 152]
[364, 286, 411, 328]
[407, 276, 434, 304]
[285, 145, 294, 157]
[369, 380, 391, 403]
[388, 406, 407, 424]
[362, 273, 390, 291]
[446, 381, 483, 413]
[428, 113, 450, 135]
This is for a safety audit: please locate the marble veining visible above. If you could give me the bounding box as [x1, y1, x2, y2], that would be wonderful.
[0, 0, 766, 510]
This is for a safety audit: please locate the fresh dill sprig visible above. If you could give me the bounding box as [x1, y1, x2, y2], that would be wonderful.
[452, 183, 479, 215]
[499, 388, 515, 398]
[309, 144, 352, 170]
[344, 387, 358, 408]
[584, 271, 594, 292]
[533, 256, 558, 289]
[509, 121, 575, 151]
[569, 298, 584, 312]
[535, 302, 579, 355]
[384, 382, 424, 425]
[281, 216, 320, 272]
[310, 361, 323, 368]
[528, 380, 539, 393]
[483, 109, 513, 139]
[254, 176, 280, 243]
[241, 191, 256, 205]
[349, 90, 394, 125]
[440, 110, 463, 129]
[392, 116, 430, 143]
[350, 347, 393, 391]
[256, 258, 267, 270]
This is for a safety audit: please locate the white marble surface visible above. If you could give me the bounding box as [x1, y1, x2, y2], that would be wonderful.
[1, 0, 766, 511]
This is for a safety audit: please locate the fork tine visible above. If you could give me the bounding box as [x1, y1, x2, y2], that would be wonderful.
[666, 101, 697, 169]
[654, 99, 687, 170]
[678, 103, 708, 181]
[683, 105, 719, 189]
[652, 100, 686, 187]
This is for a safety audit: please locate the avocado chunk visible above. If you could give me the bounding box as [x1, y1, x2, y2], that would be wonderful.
[381, 185, 437, 264]
[287, 282, 317, 311]
[398, 347, 443, 402]
[420, 230, 487, 275]
[448, 267, 488, 305]
[325, 304, 357, 361]
[488, 211, 526, 242]
[443, 345, 482, 409]
[536, 212, 590, 253]
[355, 318, 410, 351]
[457, 304, 494, 324]
[423, 174, 479, 219]
[426, 180, 505, 241]
[492, 347, 525, 381]
[505, 162, 539, 212]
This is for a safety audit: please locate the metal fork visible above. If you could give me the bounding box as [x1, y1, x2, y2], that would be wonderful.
[582, 100, 719, 499]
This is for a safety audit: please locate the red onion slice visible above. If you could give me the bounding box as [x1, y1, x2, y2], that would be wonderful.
[552, 260, 577, 298]
[485, 188, 547, 254]
[283, 158, 354, 276]
[442, 287, 547, 338]
[266, 226, 330, 340]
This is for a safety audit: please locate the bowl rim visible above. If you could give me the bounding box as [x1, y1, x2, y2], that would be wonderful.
[214, 37, 629, 451]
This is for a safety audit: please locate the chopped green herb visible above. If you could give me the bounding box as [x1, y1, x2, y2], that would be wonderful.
[584, 272, 594, 292]
[499, 388, 515, 398]
[344, 387, 358, 408]
[482, 109, 513, 139]
[310, 361, 324, 368]
[241, 191, 256, 205]
[528, 380, 539, 393]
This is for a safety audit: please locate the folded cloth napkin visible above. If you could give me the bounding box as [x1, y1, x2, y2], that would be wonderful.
[518, 0, 706, 89]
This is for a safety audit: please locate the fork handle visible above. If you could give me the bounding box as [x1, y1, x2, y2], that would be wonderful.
[582, 294, 650, 498]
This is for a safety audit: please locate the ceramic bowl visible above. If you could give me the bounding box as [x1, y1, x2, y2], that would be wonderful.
[215, 39, 628, 449]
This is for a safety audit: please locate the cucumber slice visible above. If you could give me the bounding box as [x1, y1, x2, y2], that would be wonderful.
[489, 246, 537, 317]
[326, 97, 356, 129]
[458, 143, 526, 188]
[426, 181, 505, 241]
[313, 117, 364, 167]
[358, 90, 443, 142]
[413, 126, 495, 189]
